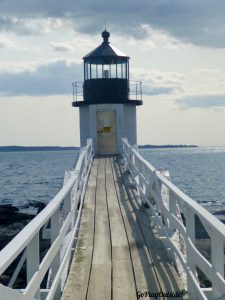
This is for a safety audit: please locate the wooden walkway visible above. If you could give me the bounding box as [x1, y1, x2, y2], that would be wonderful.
[62, 157, 187, 300]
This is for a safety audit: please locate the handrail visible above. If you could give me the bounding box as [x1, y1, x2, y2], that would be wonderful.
[72, 80, 143, 102]
[72, 82, 83, 102]
[129, 80, 142, 101]
[121, 137, 225, 300]
[0, 139, 93, 300]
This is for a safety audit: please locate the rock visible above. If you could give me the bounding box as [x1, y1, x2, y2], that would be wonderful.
[0, 203, 49, 288]
[28, 201, 46, 213]
[0, 204, 34, 226]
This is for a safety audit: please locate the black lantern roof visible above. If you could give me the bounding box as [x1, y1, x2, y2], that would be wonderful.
[83, 30, 129, 61]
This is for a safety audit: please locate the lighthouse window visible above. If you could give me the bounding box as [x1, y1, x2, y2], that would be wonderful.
[111, 64, 117, 78]
[116, 62, 127, 79]
[96, 65, 101, 78]
[91, 64, 97, 79]
[85, 62, 89, 80]
[122, 63, 126, 78]
[117, 63, 122, 78]
[103, 64, 110, 78]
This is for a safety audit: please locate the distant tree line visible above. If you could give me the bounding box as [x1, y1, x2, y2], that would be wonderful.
[0, 146, 79, 152]
[138, 144, 198, 149]
[0, 144, 198, 152]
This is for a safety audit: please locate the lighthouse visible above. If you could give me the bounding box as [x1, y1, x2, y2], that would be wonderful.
[73, 30, 143, 155]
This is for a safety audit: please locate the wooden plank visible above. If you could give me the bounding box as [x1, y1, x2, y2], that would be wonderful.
[111, 157, 162, 299]
[105, 158, 136, 300]
[61, 159, 98, 300]
[86, 158, 111, 300]
[114, 157, 187, 299]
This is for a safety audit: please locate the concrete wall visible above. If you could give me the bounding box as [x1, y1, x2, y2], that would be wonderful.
[79, 106, 90, 147]
[124, 104, 137, 146]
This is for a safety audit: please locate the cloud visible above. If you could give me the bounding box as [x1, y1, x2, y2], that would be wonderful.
[131, 69, 184, 95]
[0, 36, 16, 48]
[0, 16, 37, 35]
[0, 60, 83, 96]
[177, 94, 225, 109]
[0, 0, 224, 47]
[0, 16, 67, 35]
[0, 34, 29, 50]
[50, 42, 74, 53]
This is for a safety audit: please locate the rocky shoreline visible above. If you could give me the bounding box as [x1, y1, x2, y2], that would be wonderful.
[0, 203, 49, 288]
[0, 203, 46, 250]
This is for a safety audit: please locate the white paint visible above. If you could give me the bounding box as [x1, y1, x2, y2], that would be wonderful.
[79, 103, 137, 154]
[0, 139, 93, 300]
[121, 137, 225, 300]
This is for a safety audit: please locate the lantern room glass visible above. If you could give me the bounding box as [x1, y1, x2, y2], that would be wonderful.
[84, 61, 128, 80]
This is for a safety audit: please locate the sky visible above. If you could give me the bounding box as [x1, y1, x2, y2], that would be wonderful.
[0, 0, 225, 146]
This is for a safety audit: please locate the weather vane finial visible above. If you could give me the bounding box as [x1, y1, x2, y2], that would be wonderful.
[102, 29, 110, 44]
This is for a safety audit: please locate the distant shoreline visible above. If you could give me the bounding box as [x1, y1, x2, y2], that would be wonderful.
[139, 144, 198, 149]
[0, 144, 198, 152]
[0, 146, 79, 152]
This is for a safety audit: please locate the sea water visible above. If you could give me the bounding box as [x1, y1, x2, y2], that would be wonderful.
[141, 147, 225, 221]
[0, 148, 225, 221]
[0, 150, 78, 214]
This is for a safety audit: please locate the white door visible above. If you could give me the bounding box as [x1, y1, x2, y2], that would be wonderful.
[97, 111, 117, 155]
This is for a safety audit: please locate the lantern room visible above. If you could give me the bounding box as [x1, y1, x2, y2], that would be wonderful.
[83, 30, 129, 105]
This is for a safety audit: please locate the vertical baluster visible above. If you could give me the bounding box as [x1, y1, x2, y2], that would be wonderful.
[27, 232, 40, 299]
[50, 207, 61, 298]
[146, 171, 154, 210]
[64, 192, 71, 224]
[168, 191, 187, 285]
[185, 206, 198, 298]
[211, 234, 224, 298]
[169, 190, 177, 232]
[135, 155, 139, 184]
[153, 173, 164, 233]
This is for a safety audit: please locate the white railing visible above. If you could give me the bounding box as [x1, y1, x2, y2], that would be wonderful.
[121, 137, 225, 300]
[0, 139, 93, 300]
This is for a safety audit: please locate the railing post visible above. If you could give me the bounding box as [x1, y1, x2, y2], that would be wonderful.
[211, 234, 224, 298]
[49, 207, 61, 299]
[27, 232, 40, 299]
[72, 83, 74, 102]
[75, 83, 77, 102]
[185, 206, 198, 298]
[64, 192, 71, 220]
[168, 190, 187, 287]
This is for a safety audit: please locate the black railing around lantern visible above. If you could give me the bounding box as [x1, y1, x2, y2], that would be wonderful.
[72, 80, 142, 103]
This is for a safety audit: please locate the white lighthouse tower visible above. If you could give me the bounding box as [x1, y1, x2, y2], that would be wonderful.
[73, 30, 142, 155]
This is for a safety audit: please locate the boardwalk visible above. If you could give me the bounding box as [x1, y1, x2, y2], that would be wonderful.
[62, 157, 186, 300]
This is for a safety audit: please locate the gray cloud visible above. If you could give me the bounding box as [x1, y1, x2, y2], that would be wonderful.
[143, 86, 177, 95]
[0, 16, 39, 35]
[177, 94, 225, 109]
[51, 42, 74, 53]
[0, 60, 83, 96]
[0, 0, 224, 47]
[131, 70, 184, 96]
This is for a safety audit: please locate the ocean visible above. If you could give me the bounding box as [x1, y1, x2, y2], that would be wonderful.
[0, 147, 225, 221]
[141, 147, 225, 221]
[0, 150, 78, 214]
